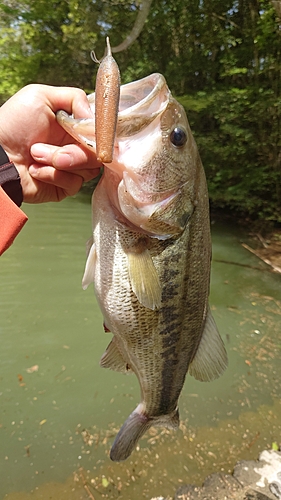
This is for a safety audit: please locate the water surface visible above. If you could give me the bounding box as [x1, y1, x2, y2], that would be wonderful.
[0, 196, 280, 499]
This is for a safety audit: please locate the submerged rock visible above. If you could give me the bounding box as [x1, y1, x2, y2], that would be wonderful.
[174, 449, 281, 500]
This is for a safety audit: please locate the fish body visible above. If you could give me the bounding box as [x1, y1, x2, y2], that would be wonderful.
[57, 73, 228, 462]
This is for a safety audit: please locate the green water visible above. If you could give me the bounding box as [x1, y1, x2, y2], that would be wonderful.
[0, 196, 280, 500]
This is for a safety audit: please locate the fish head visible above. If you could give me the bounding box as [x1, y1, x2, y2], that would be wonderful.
[110, 74, 202, 238]
[56, 73, 203, 239]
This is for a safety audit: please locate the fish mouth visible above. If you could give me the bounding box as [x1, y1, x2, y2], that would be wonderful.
[116, 73, 170, 137]
[57, 73, 170, 155]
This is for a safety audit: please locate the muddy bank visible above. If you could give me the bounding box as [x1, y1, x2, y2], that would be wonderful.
[173, 449, 281, 500]
[241, 233, 281, 274]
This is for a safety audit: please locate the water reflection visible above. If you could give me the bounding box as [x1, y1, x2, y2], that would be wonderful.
[0, 196, 280, 499]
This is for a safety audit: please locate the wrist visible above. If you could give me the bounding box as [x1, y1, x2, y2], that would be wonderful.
[0, 146, 23, 207]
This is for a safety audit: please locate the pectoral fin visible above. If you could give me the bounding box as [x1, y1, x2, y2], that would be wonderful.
[85, 236, 94, 257]
[82, 241, 96, 290]
[127, 249, 161, 310]
[189, 307, 228, 381]
[100, 338, 132, 373]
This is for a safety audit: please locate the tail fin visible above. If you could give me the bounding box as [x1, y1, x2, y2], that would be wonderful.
[110, 405, 179, 462]
[110, 409, 151, 461]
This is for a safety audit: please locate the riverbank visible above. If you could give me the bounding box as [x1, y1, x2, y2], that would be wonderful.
[241, 232, 281, 274]
[152, 449, 281, 500]
[210, 208, 281, 275]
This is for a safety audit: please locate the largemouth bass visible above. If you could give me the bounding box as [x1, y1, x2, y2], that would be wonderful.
[57, 73, 228, 462]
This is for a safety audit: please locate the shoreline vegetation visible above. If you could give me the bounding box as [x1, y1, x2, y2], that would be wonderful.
[1, 1, 280, 225]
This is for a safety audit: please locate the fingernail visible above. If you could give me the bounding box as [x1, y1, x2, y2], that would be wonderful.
[31, 144, 51, 160]
[53, 152, 73, 168]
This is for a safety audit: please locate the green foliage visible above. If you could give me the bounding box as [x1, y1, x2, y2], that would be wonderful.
[0, 0, 280, 221]
[183, 86, 281, 221]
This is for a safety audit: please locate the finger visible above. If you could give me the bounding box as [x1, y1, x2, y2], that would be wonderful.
[31, 143, 102, 171]
[29, 164, 83, 197]
[64, 168, 101, 183]
[45, 86, 93, 119]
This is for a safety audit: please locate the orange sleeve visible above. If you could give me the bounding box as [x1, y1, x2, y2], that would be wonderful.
[0, 186, 28, 255]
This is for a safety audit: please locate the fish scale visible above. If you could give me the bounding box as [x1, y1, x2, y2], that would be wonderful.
[56, 72, 228, 462]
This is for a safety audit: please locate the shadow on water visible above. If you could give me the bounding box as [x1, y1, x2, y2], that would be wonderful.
[0, 196, 280, 499]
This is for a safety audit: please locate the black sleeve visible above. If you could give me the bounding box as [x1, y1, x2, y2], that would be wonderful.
[0, 146, 23, 207]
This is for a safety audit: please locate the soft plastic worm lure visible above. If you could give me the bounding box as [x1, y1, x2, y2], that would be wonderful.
[92, 37, 121, 163]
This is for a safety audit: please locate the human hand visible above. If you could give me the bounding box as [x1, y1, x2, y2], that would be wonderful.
[0, 84, 100, 203]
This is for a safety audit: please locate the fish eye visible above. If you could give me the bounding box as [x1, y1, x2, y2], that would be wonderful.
[170, 127, 187, 148]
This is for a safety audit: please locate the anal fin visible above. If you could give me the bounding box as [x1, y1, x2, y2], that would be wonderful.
[100, 338, 132, 373]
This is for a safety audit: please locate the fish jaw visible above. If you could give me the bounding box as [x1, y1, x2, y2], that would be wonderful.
[56, 110, 97, 153]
